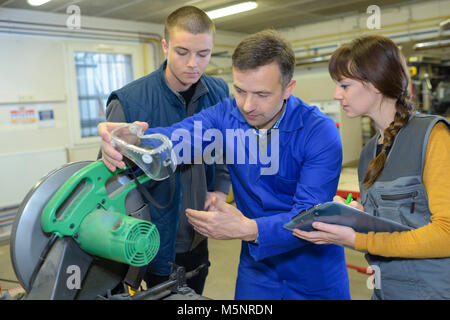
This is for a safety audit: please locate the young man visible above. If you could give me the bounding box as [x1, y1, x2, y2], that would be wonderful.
[100, 30, 350, 300]
[101, 6, 231, 294]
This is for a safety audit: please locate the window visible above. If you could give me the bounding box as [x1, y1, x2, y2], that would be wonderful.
[74, 52, 133, 137]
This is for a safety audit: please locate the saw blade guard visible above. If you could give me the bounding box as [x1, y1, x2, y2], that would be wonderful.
[110, 123, 176, 181]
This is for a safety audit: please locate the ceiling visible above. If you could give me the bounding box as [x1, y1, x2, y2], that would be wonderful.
[0, 0, 431, 33]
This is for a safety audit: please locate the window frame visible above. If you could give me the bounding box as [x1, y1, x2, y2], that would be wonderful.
[65, 41, 145, 146]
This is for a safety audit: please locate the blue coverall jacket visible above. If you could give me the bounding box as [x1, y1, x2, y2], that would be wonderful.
[145, 96, 351, 299]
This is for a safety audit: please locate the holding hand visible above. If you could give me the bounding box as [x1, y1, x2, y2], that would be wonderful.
[97, 121, 148, 171]
[333, 195, 364, 211]
[186, 196, 258, 242]
[204, 190, 228, 211]
[292, 195, 363, 248]
[293, 222, 356, 248]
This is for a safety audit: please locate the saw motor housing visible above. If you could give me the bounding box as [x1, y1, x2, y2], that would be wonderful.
[41, 161, 160, 267]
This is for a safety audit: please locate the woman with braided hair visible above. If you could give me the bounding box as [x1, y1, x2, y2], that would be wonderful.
[293, 34, 450, 299]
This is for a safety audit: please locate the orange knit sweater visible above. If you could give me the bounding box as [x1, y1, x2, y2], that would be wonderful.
[354, 121, 450, 258]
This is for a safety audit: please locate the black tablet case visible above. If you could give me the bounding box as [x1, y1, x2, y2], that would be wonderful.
[283, 201, 412, 233]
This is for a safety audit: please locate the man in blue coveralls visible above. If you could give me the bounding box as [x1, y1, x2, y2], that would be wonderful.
[99, 30, 350, 300]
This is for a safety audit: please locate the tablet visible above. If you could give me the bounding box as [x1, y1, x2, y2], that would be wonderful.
[283, 201, 412, 233]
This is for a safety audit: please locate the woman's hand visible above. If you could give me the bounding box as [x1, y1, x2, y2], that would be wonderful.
[292, 195, 363, 248]
[333, 195, 365, 211]
[293, 222, 356, 248]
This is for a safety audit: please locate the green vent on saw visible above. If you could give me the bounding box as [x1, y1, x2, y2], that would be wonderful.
[124, 220, 160, 266]
[76, 208, 160, 267]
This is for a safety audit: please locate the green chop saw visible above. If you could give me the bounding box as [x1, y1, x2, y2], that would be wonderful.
[10, 124, 206, 300]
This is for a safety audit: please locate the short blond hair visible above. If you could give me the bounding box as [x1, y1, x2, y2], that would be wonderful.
[164, 6, 215, 41]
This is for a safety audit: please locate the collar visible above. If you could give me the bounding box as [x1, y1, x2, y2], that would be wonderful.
[230, 95, 304, 132]
[252, 100, 287, 137]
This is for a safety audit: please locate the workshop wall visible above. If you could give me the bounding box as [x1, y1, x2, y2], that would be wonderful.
[0, 0, 447, 209]
[0, 7, 243, 209]
[278, 0, 449, 165]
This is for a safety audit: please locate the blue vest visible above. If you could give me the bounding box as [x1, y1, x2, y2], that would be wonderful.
[107, 61, 229, 275]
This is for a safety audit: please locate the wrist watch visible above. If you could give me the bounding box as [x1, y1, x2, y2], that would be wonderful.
[250, 233, 259, 245]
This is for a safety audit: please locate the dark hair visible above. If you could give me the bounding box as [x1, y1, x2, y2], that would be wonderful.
[232, 29, 295, 88]
[329, 35, 414, 189]
[164, 6, 215, 41]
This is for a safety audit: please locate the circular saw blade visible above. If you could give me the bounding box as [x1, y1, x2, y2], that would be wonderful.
[10, 160, 148, 295]
[10, 161, 93, 292]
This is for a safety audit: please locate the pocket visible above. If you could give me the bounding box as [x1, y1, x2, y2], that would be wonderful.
[367, 256, 425, 299]
[260, 175, 297, 210]
[380, 259, 426, 299]
[381, 279, 427, 300]
[377, 206, 405, 225]
[379, 190, 427, 228]
[380, 191, 418, 214]
[274, 175, 297, 197]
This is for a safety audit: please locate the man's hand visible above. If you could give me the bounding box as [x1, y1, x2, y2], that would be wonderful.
[97, 121, 148, 171]
[204, 191, 228, 211]
[186, 196, 257, 241]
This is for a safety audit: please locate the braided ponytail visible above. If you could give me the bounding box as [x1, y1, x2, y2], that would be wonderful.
[362, 97, 413, 188]
[362, 79, 415, 188]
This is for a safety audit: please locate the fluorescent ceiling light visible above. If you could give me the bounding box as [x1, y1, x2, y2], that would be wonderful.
[27, 0, 52, 6]
[206, 2, 258, 20]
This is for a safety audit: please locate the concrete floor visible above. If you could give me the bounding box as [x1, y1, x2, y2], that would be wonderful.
[203, 240, 372, 300]
[0, 167, 373, 300]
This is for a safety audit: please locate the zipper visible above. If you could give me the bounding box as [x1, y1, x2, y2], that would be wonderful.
[381, 191, 418, 214]
[368, 193, 379, 217]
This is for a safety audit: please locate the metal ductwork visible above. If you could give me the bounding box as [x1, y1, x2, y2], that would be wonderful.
[413, 38, 450, 51]
[295, 54, 331, 67]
